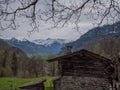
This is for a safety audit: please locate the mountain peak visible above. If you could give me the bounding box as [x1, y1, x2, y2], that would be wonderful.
[33, 38, 68, 46]
[2, 38, 66, 54]
[67, 21, 120, 50]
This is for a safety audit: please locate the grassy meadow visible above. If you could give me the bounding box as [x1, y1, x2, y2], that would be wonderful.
[0, 76, 53, 90]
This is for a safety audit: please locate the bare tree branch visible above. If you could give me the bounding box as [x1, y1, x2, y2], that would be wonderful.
[0, 0, 120, 31]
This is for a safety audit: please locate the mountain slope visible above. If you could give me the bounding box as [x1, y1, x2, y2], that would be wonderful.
[2, 21, 120, 55]
[85, 38, 120, 60]
[4, 38, 66, 54]
[67, 21, 120, 51]
[33, 38, 67, 46]
[0, 39, 29, 77]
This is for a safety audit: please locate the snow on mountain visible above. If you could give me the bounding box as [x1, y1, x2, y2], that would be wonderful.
[0, 35, 11, 40]
[33, 38, 69, 46]
[10, 37, 29, 42]
[67, 21, 120, 51]
[2, 37, 69, 46]
[1, 37, 69, 54]
[0, 36, 29, 42]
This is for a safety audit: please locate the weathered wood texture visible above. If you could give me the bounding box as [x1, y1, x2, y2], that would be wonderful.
[19, 80, 46, 90]
[59, 57, 114, 78]
[48, 49, 115, 90]
[48, 49, 115, 79]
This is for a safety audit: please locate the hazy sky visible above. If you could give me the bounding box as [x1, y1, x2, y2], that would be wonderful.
[0, 0, 98, 42]
[0, 21, 93, 42]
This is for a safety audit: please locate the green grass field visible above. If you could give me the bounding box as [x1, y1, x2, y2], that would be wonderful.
[0, 76, 53, 90]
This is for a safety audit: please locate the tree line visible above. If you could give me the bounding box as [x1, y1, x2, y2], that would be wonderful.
[0, 49, 57, 77]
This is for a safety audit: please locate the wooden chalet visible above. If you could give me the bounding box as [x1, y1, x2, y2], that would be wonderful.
[48, 49, 116, 90]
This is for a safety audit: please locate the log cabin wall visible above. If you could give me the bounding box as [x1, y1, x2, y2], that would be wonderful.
[48, 49, 115, 90]
[54, 56, 114, 90]
[59, 57, 114, 78]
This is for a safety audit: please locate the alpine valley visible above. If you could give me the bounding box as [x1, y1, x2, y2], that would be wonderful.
[2, 38, 67, 54]
[1, 21, 120, 55]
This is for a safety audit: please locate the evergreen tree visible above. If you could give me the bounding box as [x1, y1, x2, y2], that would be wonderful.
[11, 52, 18, 77]
[0, 50, 8, 76]
[2, 50, 8, 68]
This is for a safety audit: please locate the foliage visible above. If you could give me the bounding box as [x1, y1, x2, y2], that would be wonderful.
[28, 54, 58, 76]
[86, 38, 120, 60]
[11, 52, 18, 77]
[85, 38, 120, 80]
[0, 40, 29, 77]
[28, 54, 56, 60]
[0, 39, 58, 77]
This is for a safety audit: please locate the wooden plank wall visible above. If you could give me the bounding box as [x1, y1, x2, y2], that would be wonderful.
[59, 58, 114, 78]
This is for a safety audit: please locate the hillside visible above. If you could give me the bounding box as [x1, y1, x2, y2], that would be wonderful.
[3, 38, 66, 54]
[1, 21, 120, 55]
[0, 39, 29, 77]
[67, 21, 120, 51]
[85, 38, 120, 60]
[0, 39, 57, 77]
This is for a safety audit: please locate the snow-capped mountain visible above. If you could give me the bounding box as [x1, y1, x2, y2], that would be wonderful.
[2, 37, 67, 54]
[33, 38, 68, 46]
[2, 21, 120, 55]
[67, 21, 120, 51]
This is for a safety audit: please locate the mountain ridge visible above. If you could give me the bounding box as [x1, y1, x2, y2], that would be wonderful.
[33, 38, 68, 46]
[67, 21, 120, 51]
[2, 38, 67, 54]
[1, 21, 120, 55]
[0, 39, 29, 77]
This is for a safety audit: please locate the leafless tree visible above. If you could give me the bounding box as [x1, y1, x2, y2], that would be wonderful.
[0, 0, 120, 31]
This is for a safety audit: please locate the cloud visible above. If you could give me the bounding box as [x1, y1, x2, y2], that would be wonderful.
[0, 20, 93, 42]
[0, 0, 95, 41]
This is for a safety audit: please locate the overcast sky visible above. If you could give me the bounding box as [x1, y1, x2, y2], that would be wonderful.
[0, 14, 94, 42]
[0, 20, 93, 42]
[0, 0, 119, 42]
[0, 0, 100, 42]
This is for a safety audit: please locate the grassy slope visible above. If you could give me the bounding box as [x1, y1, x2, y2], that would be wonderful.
[0, 76, 53, 90]
[28, 54, 55, 60]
